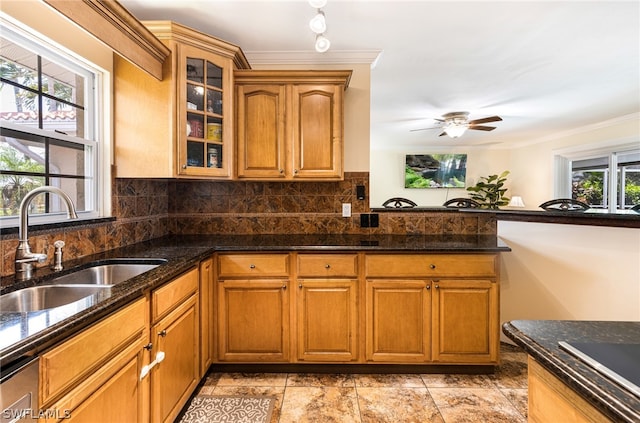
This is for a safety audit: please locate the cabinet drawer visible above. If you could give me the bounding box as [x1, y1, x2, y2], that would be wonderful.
[218, 254, 289, 278]
[297, 254, 358, 277]
[152, 268, 198, 322]
[41, 298, 147, 405]
[365, 254, 497, 277]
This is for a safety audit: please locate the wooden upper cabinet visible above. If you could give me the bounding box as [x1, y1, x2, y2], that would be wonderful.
[114, 21, 250, 179]
[234, 70, 351, 180]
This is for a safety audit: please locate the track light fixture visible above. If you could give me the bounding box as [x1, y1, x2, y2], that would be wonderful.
[309, 11, 327, 34]
[308, 0, 327, 8]
[315, 34, 331, 53]
[309, 0, 330, 52]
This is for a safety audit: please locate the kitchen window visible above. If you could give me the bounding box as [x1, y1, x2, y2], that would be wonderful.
[0, 20, 106, 227]
[554, 142, 640, 213]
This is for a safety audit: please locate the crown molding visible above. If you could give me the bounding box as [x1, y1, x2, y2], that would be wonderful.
[43, 0, 170, 80]
[244, 50, 383, 69]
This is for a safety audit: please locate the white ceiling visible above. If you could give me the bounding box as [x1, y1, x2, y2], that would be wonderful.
[119, 0, 640, 149]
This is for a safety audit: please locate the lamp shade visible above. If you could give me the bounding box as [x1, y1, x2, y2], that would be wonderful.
[508, 196, 525, 207]
[443, 123, 468, 138]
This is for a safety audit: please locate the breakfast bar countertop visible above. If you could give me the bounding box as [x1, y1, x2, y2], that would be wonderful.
[503, 319, 640, 423]
[1, 233, 510, 367]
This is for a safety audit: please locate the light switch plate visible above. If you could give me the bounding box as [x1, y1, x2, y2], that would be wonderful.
[342, 203, 351, 217]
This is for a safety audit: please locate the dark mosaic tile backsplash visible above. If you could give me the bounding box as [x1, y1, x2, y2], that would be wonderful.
[1, 173, 495, 276]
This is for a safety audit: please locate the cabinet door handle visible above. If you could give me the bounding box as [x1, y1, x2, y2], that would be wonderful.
[298, 283, 303, 289]
[279, 169, 284, 174]
[325, 264, 331, 269]
[435, 285, 440, 289]
[249, 264, 256, 269]
[143, 343, 153, 351]
[293, 169, 298, 174]
[158, 329, 167, 337]
[182, 164, 187, 169]
[426, 285, 430, 290]
[429, 264, 436, 270]
[282, 284, 287, 290]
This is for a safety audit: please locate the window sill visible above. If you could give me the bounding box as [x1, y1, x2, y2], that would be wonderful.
[0, 217, 116, 236]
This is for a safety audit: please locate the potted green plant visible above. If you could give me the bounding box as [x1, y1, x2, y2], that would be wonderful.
[466, 171, 510, 209]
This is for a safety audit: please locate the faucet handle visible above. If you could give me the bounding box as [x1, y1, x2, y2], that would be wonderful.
[54, 240, 65, 249]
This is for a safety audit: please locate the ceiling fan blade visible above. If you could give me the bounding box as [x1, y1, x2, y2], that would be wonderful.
[468, 125, 496, 131]
[410, 127, 439, 132]
[468, 116, 502, 125]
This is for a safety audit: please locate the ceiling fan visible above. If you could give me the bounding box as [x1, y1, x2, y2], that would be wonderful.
[411, 112, 502, 138]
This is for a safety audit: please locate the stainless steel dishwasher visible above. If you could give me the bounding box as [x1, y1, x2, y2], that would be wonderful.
[0, 357, 39, 423]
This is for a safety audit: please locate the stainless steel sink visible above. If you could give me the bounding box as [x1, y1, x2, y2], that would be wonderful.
[0, 285, 112, 312]
[51, 258, 167, 286]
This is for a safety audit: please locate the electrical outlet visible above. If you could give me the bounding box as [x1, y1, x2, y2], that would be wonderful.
[370, 213, 379, 227]
[342, 203, 351, 217]
[360, 214, 370, 227]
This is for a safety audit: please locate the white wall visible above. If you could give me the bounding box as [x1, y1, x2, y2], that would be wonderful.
[498, 221, 640, 340]
[370, 147, 510, 208]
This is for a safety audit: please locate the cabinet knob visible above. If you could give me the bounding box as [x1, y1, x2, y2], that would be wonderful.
[299, 283, 303, 289]
[282, 284, 287, 290]
[435, 285, 440, 289]
[325, 264, 331, 269]
[426, 285, 431, 290]
[249, 264, 256, 269]
[294, 169, 298, 174]
[143, 343, 153, 350]
[429, 264, 436, 270]
[182, 164, 187, 169]
[279, 169, 284, 174]
[158, 329, 167, 337]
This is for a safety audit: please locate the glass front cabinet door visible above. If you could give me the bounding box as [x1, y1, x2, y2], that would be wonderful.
[179, 44, 233, 178]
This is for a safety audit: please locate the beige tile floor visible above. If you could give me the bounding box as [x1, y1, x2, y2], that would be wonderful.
[192, 345, 528, 423]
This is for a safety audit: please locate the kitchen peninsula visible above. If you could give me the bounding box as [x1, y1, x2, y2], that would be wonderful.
[503, 320, 640, 423]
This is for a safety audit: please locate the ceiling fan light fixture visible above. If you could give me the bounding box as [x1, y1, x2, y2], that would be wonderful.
[315, 34, 331, 53]
[309, 11, 327, 34]
[443, 123, 468, 138]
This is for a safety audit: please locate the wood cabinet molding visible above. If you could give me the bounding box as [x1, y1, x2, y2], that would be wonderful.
[142, 20, 251, 70]
[43, 0, 170, 80]
[234, 70, 352, 88]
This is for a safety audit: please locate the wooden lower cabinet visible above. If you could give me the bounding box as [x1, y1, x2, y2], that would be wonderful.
[366, 280, 431, 362]
[296, 279, 358, 362]
[432, 279, 498, 363]
[217, 279, 290, 362]
[150, 295, 199, 423]
[40, 298, 149, 423]
[199, 257, 215, 375]
[40, 266, 205, 423]
[47, 342, 147, 423]
[214, 252, 501, 366]
[528, 357, 610, 423]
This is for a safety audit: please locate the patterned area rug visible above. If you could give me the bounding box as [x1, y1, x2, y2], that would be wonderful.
[179, 395, 275, 423]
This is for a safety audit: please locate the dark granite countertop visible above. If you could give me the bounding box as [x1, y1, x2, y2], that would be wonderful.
[370, 207, 640, 228]
[503, 320, 640, 422]
[1, 233, 509, 367]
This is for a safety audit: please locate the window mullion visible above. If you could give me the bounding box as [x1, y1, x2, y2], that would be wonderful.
[608, 153, 618, 212]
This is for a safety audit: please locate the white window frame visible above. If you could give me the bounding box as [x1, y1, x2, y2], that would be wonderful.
[0, 16, 110, 228]
[553, 138, 639, 213]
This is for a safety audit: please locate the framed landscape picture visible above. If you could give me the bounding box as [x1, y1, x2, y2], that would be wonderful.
[405, 154, 467, 188]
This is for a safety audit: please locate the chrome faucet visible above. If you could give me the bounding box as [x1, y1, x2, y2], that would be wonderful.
[15, 186, 78, 279]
